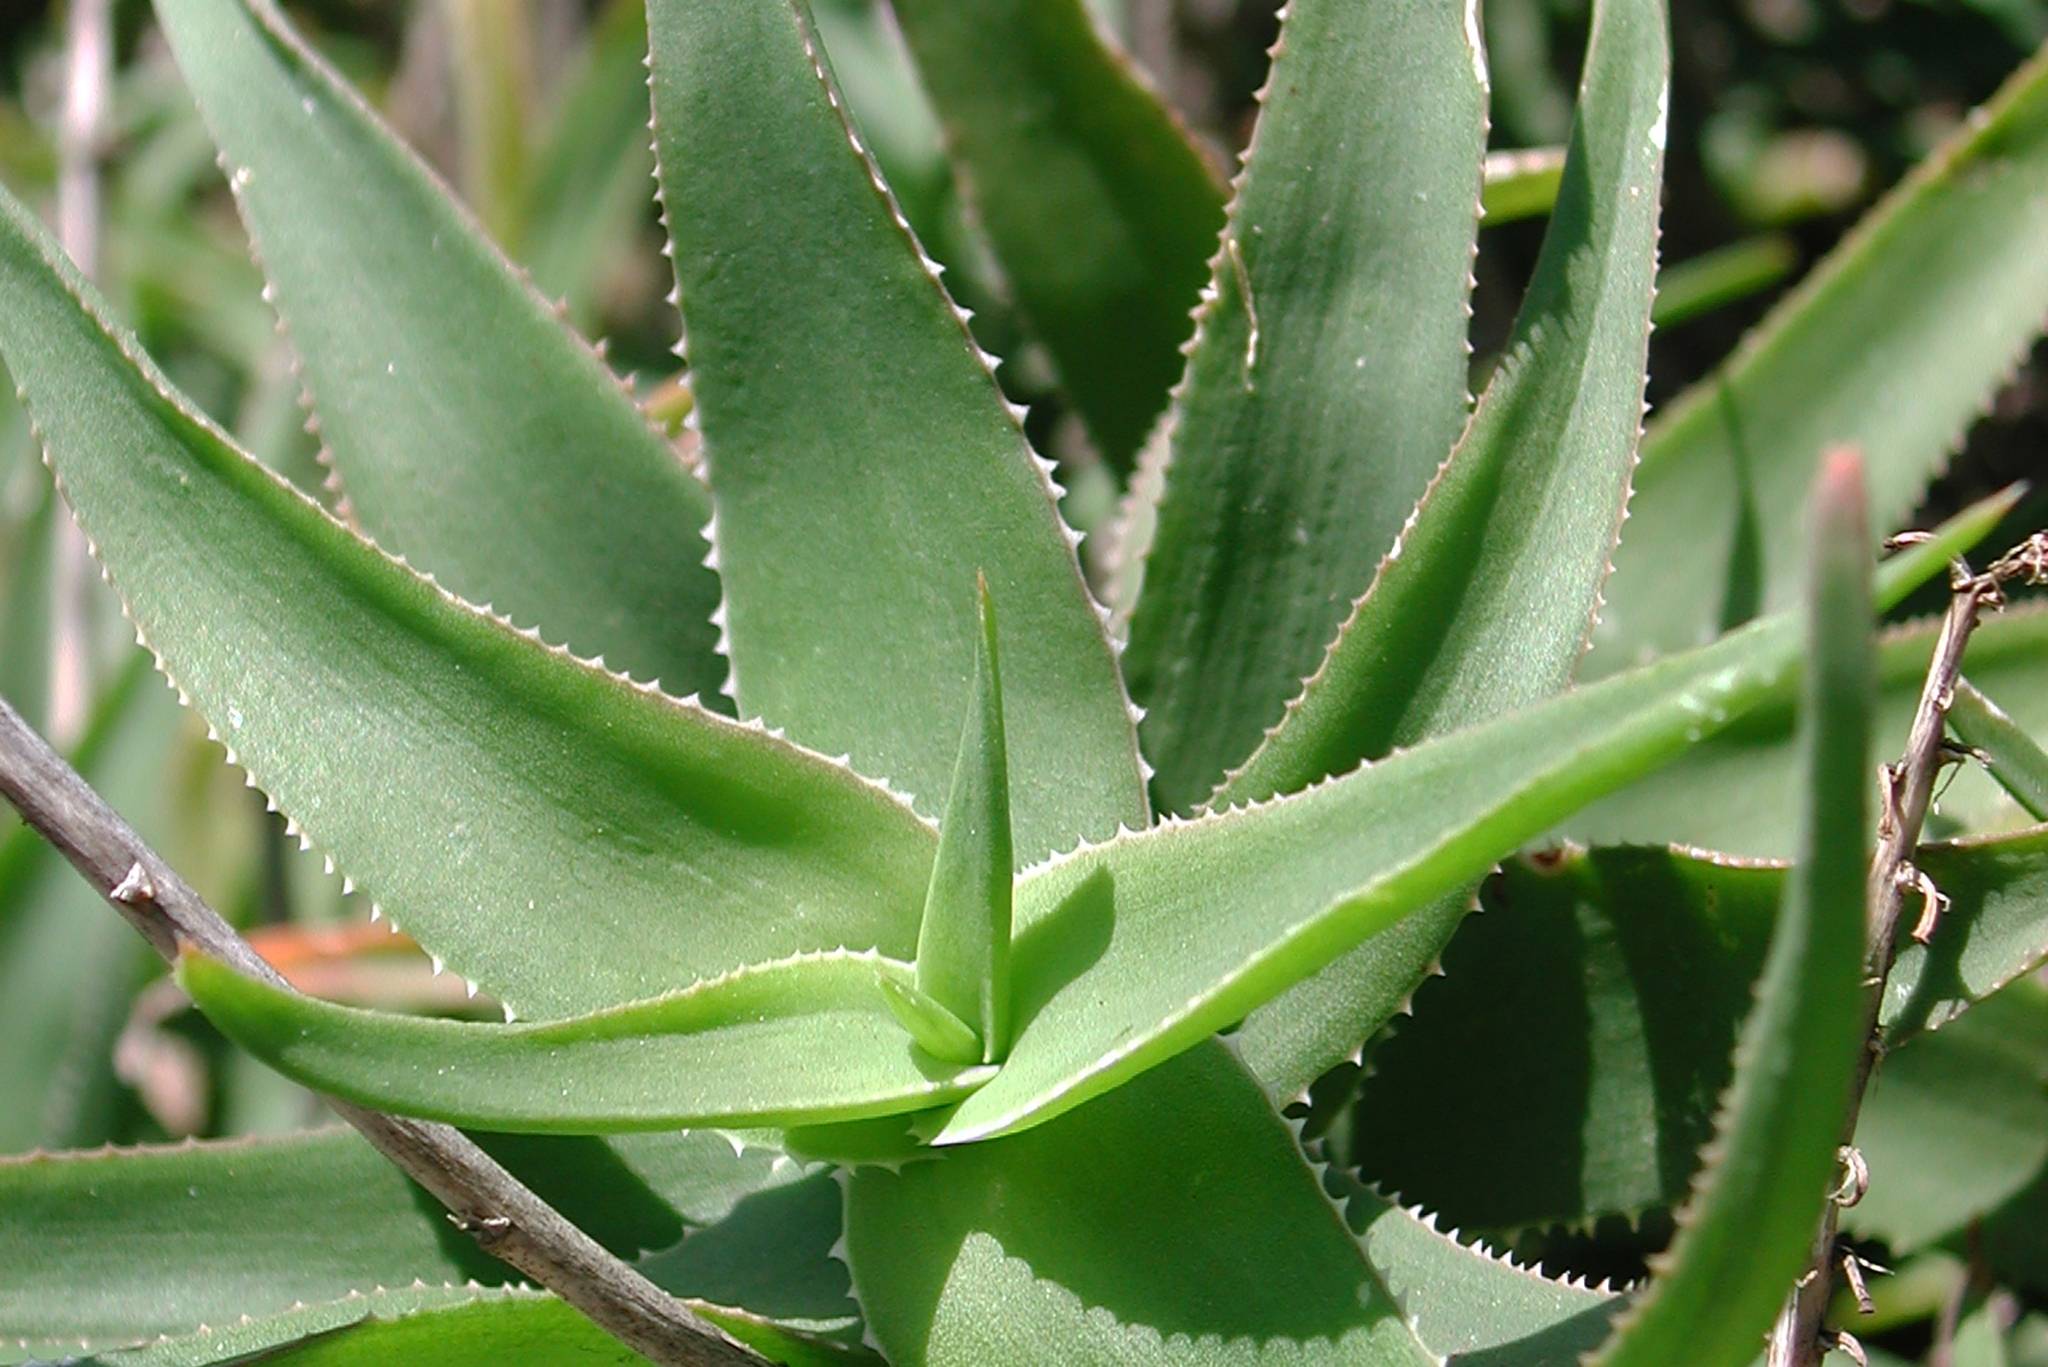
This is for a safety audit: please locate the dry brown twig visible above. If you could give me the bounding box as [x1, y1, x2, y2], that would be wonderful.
[0, 696, 764, 1366]
[1767, 530, 2048, 1367]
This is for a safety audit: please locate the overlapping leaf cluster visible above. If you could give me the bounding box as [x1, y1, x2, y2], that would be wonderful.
[2, 0, 2047, 1363]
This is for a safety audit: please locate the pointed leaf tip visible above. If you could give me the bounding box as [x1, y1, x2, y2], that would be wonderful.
[915, 579, 1015, 1063]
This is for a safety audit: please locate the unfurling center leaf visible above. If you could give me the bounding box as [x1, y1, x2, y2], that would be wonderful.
[887, 575, 1016, 1066]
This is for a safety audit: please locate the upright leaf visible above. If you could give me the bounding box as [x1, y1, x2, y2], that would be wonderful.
[1589, 452, 1873, 1367]
[1207, 0, 1668, 1102]
[938, 609, 1807, 1145]
[1116, 0, 1490, 813]
[845, 1041, 1433, 1366]
[1571, 602, 2048, 855]
[149, 0, 726, 698]
[1593, 45, 2048, 668]
[1219, 0, 1668, 809]
[647, 0, 1146, 862]
[886, 0, 1226, 469]
[912, 578, 1013, 1062]
[0, 184, 935, 1019]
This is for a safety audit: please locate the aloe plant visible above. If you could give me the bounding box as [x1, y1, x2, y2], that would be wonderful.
[2, 0, 2047, 1364]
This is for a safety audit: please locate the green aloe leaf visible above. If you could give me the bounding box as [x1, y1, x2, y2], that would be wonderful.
[1592, 44, 2048, 669]
[1116, 0, 1489, 814]
[77, 1286, 866, 1367]
[941, 606, 1811, 1145]
[1349, 826, 2048, 1234]
[845, 1040, 1434, 1365]
[148, 0, 726, 699]
[886, 0, 1225, 470]
[1951, 678, 2048, 821]
[1339, 1178, 1623, 1360]
[0, 182, 937, 1020]
[180, 949, 993, 1132]
[913, 579, 1013, 1062]
[1571, 601, 2048, 855]
[646, 0, 1146, 862]
[1206, 0, 1667, 1103]
[0, 1127, 859, 1352]
[1216, 0, 1667, 812]
[1588, 452, 1873, 1367]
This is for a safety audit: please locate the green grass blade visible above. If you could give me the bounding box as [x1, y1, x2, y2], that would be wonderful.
[914, 579, 1013, 1061]
[1593, 45, 2048, 669]
[148, 0, 726, 699]
[181, 949, 994, 1132]
[646, 0, 1146, 863]
[1588, 451, 1873, 1367]
[0, 182, 936, 1020]
[937, 606, 1817, 1145]
[886, 0, 1225, 470]
[1115, 0, 1489, 814]
[1950, 678, 2048, 821]
[0, 1128, 857, 1350]
[845, 1040, 1433, 1366]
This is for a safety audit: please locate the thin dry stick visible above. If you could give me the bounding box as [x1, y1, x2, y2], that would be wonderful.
[1767, 532, 2048, 1367]
[0, 696, 763, 1367]
[49, 0, 112, 746]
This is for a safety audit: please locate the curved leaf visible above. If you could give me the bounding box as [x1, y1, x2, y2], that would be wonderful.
[886, 0, 1224, 469]
[846, 1041, 1432, 1365]
[1593, 44, 2048, 668]
[0, 182, 936, 1020]
[181, 950, 993, 1132]
[1570, 601, 2048, 855]
[150, 0, 725, 698]
[1588, 452, 1872, 1367]
[646, 0, 1146, 862]
[0, 1128, 856, 1351]
[939, 610, 1806, 1145]
[1117, 0, 1490, 813]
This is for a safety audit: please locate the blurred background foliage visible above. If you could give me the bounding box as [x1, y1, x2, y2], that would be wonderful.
[0, 0, 2042, 1357]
